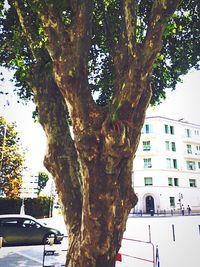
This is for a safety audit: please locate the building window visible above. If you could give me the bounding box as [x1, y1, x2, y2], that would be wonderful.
[186, 161, 196, 170]
[168, 177, 173, 186]
[166, 158, 177, 169]
[198, 162, 200, 169]
[194, 130, 199, 136]
[143, 141, 151, 151]
[165, 124, 174, 135]
[144, 158, 152, 168]
[174, 178, 179, 186]
[189, 179, 196, 187]
[166, 158, 171, 168]
[187, 144, 192, 154]
[166, 141, 176, 151]
[144, 177, 153, 186]
[170, 126, 174, 135]
[165, 141, 170, 151]
[168, 177, 179, 186]
[186, 128, 191, 137]
[170, 197, 175, 207]
[171, 142, 176, 152]
[143, 124, 152, 134]
[164, 124, 169, 134]
[173, 159, 178, 169]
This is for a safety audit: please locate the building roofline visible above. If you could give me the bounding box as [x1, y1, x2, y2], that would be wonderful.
[146, 116, 200, 127]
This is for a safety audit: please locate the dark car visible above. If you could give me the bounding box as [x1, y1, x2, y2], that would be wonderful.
[0, 214, 64, 246]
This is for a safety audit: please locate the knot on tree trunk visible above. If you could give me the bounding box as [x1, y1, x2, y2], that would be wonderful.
[76, 132, 100, 162]
[101, 119, 133, 174]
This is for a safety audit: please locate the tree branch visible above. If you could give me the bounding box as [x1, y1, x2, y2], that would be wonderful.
[122, 0, 137, 57]
[131, 81, 152, 145]
[140, 0, 182, 76]
[31, 0, 100, 135]
[97, 0, 115, 56]
[32, 0, 92, 66]
[12, 0, 40, 60]
[31, 66, 82, 234]
[11, 0, 83, 232]
[111, 1, 137, 100]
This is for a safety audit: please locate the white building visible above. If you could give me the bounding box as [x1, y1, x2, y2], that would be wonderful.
[133, 116, 200, 214]
[20, 173, 38, 198]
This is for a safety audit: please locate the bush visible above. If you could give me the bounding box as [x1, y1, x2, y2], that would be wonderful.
[0, 198, 21, 214]
[0, 197, 53, 218]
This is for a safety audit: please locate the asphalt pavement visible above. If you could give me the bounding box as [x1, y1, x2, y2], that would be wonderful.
[1, 214, 200, 267]
[0, 245, 43, 267]
[0, 243, 67, 267]
[0, 215, 66, 267]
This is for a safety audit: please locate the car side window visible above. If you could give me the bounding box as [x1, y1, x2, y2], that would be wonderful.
[1, 219, 19, 227]
[22, 219, 41, 228]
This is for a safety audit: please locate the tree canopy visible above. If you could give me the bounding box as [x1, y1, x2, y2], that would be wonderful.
[0, 115, 25, 198]
[0, 0, 199, 105]
[37, 171, 49, 195]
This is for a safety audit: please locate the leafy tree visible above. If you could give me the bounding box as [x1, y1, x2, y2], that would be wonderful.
[37, 171, 49, 195]
[0, 115, 25, 198]
[0, 0, 199, 266]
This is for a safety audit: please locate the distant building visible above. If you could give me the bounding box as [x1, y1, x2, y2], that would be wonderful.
[20, 174, 38, 198]
[133, 116, 200, 214]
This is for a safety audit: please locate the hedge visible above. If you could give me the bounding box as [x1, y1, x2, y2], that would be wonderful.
[0, 197, 53, 218]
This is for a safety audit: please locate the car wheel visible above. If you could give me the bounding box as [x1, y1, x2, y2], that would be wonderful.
[43, 233, 56, 245]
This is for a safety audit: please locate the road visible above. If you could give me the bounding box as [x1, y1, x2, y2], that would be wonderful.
[0, 215, 67, 267]
[0, 214, 200, 267]
[0, 237, 68, 267]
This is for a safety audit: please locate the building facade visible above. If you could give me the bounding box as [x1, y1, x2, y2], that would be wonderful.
[20, 173, 38, 198]
[133, 116, 200, 214]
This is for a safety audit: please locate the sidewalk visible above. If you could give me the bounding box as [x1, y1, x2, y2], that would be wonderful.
[130, 211, 200, 218]
[0, 246, 42, 267]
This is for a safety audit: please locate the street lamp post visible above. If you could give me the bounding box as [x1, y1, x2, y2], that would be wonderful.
[20, 197, 25, 214]
[49, 179, 54, 217]
[0, 123, 7, 171]
[0, 123, 7, 196]
[178, 192, 183, 213]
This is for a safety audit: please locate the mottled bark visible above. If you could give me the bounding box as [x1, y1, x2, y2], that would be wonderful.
[30, 67, 82, 248]
[30, 63, 146, 267]
[31, 67, 141, 267]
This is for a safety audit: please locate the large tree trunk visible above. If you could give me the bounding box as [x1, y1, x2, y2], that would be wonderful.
[29, 54, 151, 267]
[66, 160, 136, 266]
[12, 1, 182, 266]
[64, 85, 151, 267]
[67, 160, 136, 267]
[32, 64, 148, 267]
[65, 133, 139, 267]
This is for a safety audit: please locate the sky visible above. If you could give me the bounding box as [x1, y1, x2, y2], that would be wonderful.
[0, 68, 200, 174]
[147, 69, 200, 124]
[0, 68, 47, 173]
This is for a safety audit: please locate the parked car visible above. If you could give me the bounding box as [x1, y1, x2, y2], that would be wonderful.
[0, 214, 64, 246]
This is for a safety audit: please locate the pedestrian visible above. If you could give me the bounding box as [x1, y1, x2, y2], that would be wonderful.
[181, 204, 185, 216]
[187, 205, 191, 215]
